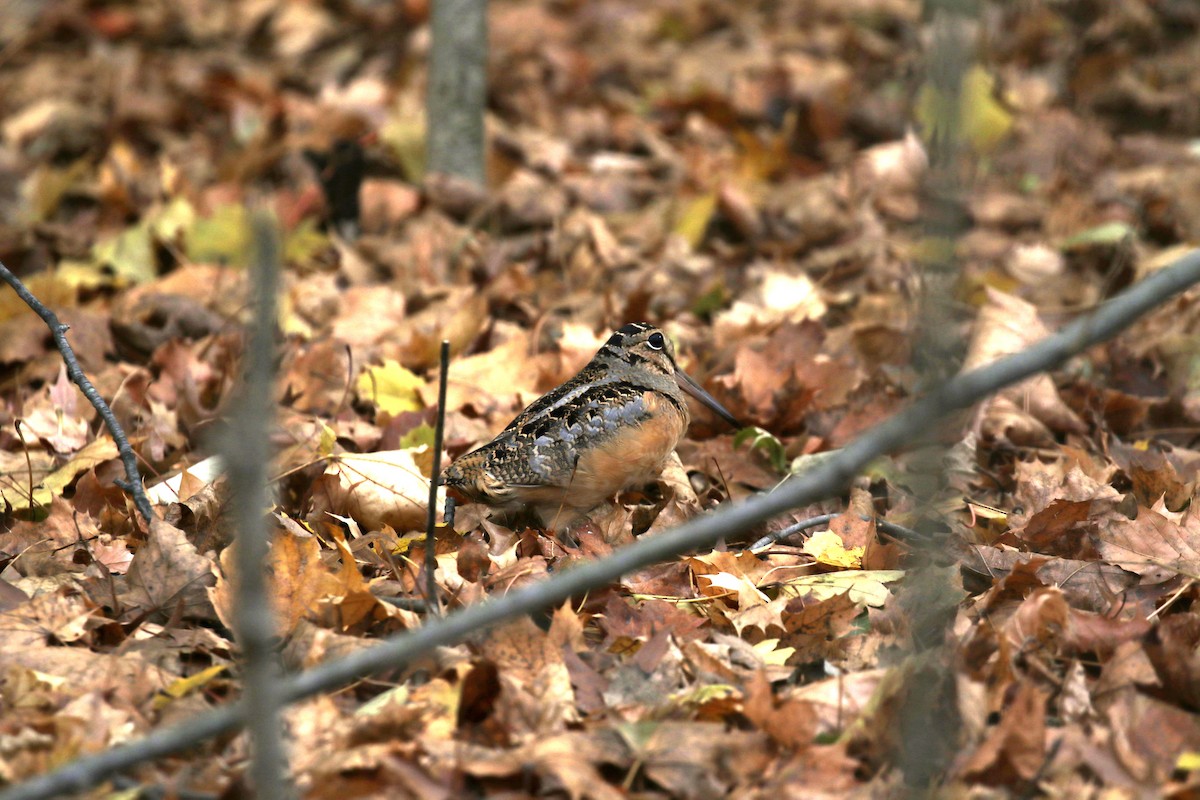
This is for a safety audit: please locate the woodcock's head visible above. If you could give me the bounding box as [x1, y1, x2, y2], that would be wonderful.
[596, 322, 741, 429]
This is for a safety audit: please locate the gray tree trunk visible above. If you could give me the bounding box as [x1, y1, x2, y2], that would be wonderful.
[426, 0, 488, 186]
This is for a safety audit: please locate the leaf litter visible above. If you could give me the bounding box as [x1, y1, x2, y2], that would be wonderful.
[2, 0, 1200, 796]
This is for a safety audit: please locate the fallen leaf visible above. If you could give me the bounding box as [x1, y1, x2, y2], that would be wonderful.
[122, 518, 216, 621]
[308, 449, 440, 533]
[776, 570, 904, 607]
[802, 529, 865, 569]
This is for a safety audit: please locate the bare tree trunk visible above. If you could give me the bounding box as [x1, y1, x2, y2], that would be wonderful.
[426, 0, 488, 186]
[226, 213, 292, 799]
[894, 1, 979, 787]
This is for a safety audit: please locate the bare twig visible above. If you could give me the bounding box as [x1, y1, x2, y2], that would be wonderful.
[748, 514, 836, 553]
[747, 514, 927, 554]
[424, 339, 451, 615]
[4, 247, 1200, 800]
[223, 212, 292, 799]
[0, 260, 155, 523]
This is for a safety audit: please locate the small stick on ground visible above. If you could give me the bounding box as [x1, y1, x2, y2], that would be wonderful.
[748, 514, 927, 554]
[424, 339, 451, 615]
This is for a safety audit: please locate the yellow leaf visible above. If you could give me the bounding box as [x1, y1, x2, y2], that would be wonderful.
[357, 360, 424, 415]
[670, 684, 737, 706]
[148, 196, 196, 243]
[357, 684, 411, 716]
[5, 436, 121, 512]
[318, 423, 337, 458]
[30, 670, 68, 689]
[778, 570, 904, 607]
[961, 66, 1013, 154]
[699, 571, 769, 607]
[93, 222, 156, 284]
[152, 665, 228, 711]
[965, 500, 1007, 523]
[916, 65, 1013, 155]
[25, 160, 92, 222]
[54, 259, 113, 291]
[0, 271, 76, 323]
[752, 638, 796, 666]
[398, 423, 436, 450]
[382, 107, 427, 183]
[35, 436, 119, 505]
[1059, 221, 1135, 250]
[357, 677, 460, 740]
[186, 203, 252, 268]
[673, 192, 717, 249]
[802, 529, 864, 569]
[1178, 752, 1200, 771]
[284, 217, 330, 268]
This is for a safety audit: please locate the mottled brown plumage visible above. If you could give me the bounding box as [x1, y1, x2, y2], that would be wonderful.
[441, 323, 740, 527]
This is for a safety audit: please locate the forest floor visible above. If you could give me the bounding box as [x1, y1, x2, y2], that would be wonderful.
[3, 0, 1200, 797]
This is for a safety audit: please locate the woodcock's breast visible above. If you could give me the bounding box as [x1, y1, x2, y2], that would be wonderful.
[530, 388, 688, 517]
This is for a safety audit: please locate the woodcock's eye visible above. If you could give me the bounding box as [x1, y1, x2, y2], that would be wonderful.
[647, 332, 665, 350]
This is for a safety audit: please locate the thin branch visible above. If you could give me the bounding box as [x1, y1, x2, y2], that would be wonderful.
[424, 339, 451, 615]
[224, 212, 292, 798]
[747, 514, 927, 554]
[748, 514, 837, 553]
[0, 260, 155, 523]
[4, 247, 1200, 800]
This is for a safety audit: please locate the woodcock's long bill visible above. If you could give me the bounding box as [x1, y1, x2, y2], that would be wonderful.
[441, 323, 740, 526]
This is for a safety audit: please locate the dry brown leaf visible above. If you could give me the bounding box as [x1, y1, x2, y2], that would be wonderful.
[965, 288, 1086, 439]
[122, 517, 216, 621]
[477, 616, 577, 737]
[328, 286, 406, 350]
[209, 522, 406, 639]
[1094, 506, 1200, 584]
[959, 680, 1048, 784]
[0, 586, 96, 649]
[280, 340, 354, 415]
[430, 329, 543, 418]
[308, 449, 438, 533]
[281, 619, 372, 671]
[634, 722, 773, 798]
[392, 288, 488, 369]
[957, 543, 1138, 613]
[742, 670, 818, 751]
[779, 591, 863, 662]
[16, 366, 93, 454]
[714, 268, 827, 342]
[1143, 613, 1200, 712]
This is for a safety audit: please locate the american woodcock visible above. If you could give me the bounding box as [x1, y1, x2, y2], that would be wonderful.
[441, 322, 741, 527]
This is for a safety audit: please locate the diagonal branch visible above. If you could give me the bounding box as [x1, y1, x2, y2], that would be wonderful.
[0, 262, 155, 524]
[3, 248, 1199, 800]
